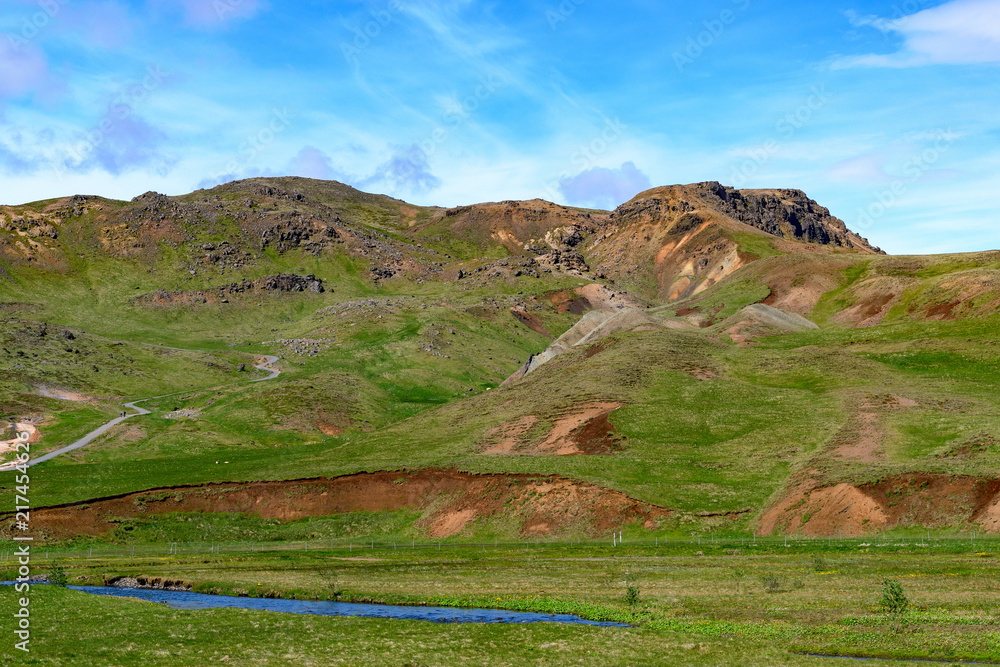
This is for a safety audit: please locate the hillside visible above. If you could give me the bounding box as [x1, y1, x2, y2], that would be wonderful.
[2, 178, 999, 544]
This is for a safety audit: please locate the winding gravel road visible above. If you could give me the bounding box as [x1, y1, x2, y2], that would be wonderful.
[251, 355, 281, 382]
[11, 352, 281, 469]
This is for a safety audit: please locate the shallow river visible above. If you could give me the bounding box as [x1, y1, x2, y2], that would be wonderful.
[68, 585, 630, 626]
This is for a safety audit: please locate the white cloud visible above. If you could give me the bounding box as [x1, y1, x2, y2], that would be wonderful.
[0, 40, 50, 99]
[558, 161, 652, 210]
[287, 146, 346, 182]
[149, 0, 265, 30]
[825, 154, 891, 184]
[836, 0, 1000, 68]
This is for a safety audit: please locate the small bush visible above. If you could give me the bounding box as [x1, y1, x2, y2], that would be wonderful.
[880, 578, 909, 615]
[49, 562, 68, 588]
[625, 584, 640, 606]
[812, 555, 827, 572]
[762, 575, 783, 594]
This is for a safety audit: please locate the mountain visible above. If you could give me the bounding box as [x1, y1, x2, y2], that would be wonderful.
[2, 177, 1000, 543]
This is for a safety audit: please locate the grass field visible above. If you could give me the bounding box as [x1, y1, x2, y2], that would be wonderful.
[2, 539, 999, 665]
[5, 310, 1000, 537]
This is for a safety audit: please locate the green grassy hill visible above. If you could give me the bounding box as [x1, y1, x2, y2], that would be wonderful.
[2, 178, 999, 544]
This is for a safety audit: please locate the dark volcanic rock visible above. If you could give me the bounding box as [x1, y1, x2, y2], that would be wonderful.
[692, 181, 883, 253]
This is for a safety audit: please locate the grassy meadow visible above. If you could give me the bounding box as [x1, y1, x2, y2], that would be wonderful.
[2, 539, 999, 665]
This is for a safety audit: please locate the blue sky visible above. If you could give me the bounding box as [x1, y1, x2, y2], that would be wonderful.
[1, 0, 998, 254]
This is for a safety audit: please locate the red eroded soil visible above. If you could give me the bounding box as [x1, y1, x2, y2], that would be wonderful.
[481, 403, 625, 456]
[510, 307, 552, 337]
[760, 473, 1000, 536]
[547, 289, 591, 315]
[3, 469, 671, 541]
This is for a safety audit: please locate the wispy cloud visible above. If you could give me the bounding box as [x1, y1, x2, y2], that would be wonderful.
[287, 146, 346, 182]
[0, 141, 33, 174]
[559, 161, 651, 210]
[150, 0, 266, 30]
[836, 0, 1000, 68]
[360, 144, 442, 194]
[0, 40, 50, 99]
[200, 144, 441, 196]
[825, 154, 891, 184]
[83, 112, 175, 176]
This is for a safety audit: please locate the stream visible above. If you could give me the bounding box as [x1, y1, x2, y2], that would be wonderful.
[67, 585, 630, 626]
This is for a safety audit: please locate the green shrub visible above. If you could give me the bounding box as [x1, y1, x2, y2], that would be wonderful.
[49, 562, 68, 588]
[812, 555, 827, 572]
[879, 578, 909, 615]
[762, 575, 783, 594]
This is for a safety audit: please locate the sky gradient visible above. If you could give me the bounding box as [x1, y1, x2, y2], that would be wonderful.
[1, 0, 998, 254]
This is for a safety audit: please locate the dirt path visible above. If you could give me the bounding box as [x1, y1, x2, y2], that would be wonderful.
[20, 400, 153, 468]
[251, 355, 281, 382]
[2, 347, 282, 470]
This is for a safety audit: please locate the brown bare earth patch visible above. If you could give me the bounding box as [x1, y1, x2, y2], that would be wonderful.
[584, 340, 613, 359]
[832, 276, 912, 328]
[537, 403, 623, 455]
[317, 421, 346, 437]
[832, 411, 882, 462]
[906, 268, 1000, 322]
[510, 307, 551, 337]
[35, 386, 94, 402]
[545, 285, 643, 315]
[760, 473, 1000, 536]
[925, 300, 960, 320]
[0, 469, 672, 541]
[827, 394, 918, 463]
[483, 404, 625, 456]
[481, 416, 539, 454]
[548, 289, 590, 315]
[428, 509, 478, 538]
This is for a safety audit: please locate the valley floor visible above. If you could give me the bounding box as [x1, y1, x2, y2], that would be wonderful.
[3, 540, 999, 665]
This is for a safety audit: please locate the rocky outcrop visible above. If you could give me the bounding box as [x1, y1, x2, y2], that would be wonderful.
[691, 182, 883, 253]
[439, 199, 605, 255]
[104, 576, 192, 592]
[533, 249, 590, 276]
[134, 273, 325, 308]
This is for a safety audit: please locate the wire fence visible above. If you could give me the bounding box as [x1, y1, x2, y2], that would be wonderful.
[1, 531, 995, 562]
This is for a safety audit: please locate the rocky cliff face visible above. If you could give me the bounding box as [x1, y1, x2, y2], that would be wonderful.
[691, 182, 882, 254]
[583, 182, 882, 301]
